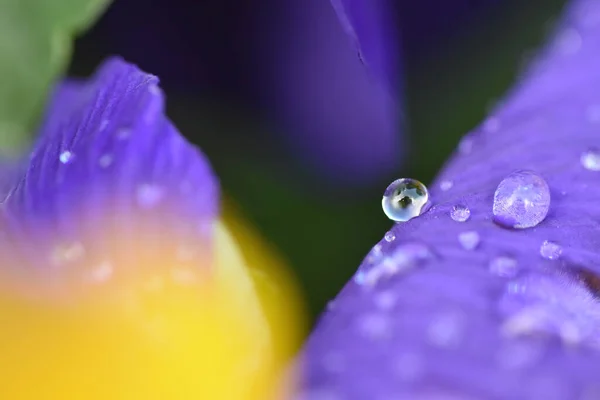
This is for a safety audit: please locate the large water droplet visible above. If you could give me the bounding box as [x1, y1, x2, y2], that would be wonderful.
[450, 205, 470, 222]
[489, 256, 519, 278]
[382, 178, 429, 222]
[540, 240, 562, 260]
[492, 170, 551, 229]
[458, 231, 480, 251]
[581, 148, 600, 171]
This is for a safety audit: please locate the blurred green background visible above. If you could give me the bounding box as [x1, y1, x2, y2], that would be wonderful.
[13, 0, 568, 324]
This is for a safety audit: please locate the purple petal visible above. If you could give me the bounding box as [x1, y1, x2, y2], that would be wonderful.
[1, 57, 218, 277]
[299, 0, 600, 398]
[329, 0, 399, 93]
[257, 0, 402, 184]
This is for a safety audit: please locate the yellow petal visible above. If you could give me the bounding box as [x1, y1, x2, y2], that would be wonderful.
[0, 204, 305, 400]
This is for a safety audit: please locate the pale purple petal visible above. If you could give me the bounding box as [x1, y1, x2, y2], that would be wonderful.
[299, 0, 600, 398]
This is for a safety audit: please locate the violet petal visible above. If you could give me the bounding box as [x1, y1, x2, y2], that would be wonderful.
[1, 57, 219, 270]
[299, 0, 600, 398]
[329, 0, 399, 93]
[257, 0, 402, 184]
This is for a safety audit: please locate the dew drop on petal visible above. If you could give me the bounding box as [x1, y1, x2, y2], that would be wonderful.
[492, 170, 551, 229]
[458, 231, 480, 251]
[99, 154, 113, 168]
[458, 136, 474, 154]
[450, 204, 470, 222]
[356, 242, 431, 287]
[382, 178, 430, 222]
[489, 256, 519, 278]
[581, 148, 600, 171]
[384, 231, 396, 242]
[51, 241, 85, 266]
[59, 151, 73, 164]
[439, 180, 453, 191]
[136, 183, 164, 208]
[540, 240, 562, 260]
[427, 312, 464, 348]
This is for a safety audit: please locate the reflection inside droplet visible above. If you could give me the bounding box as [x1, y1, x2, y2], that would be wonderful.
[382, 178, 430, 222]
[492, 170, 550, 229]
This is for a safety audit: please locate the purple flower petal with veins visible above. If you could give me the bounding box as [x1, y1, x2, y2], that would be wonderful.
[0, 57, 218, 283]
[299, 0, 600, 398]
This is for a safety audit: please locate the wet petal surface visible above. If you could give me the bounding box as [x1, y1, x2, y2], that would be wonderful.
[300, 0, 600, 398]
[0, 57, 219, 282]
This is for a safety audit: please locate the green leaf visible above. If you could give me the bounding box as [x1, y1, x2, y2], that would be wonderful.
[0, 0, 110, 155]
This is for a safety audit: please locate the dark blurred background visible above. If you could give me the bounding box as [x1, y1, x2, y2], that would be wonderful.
[69, 0, 567, 324]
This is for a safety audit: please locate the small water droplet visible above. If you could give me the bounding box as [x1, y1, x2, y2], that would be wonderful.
[581, 148, 600, 171]
[116, 128, 131, 140]
[439, 180, 453, 191]
[483, 117, 501, 133]
[85, 261, 113, 283]
[458, 136, 474, 154]
[450, 204, 471, 222]
[384, 231, 396, 242]
[492, 170, 551, 229]
[356, 242, 431, 287]
[357, 313, 390, 339]
[499, 271, 600, 348]
[427, 312, 464, 348]
[458, 231, 480, 251]
[98, 154, 113, 168]
[489, 256, 519, 278]
[555, 28, 582, 55]
[374, 290, 396, 310]
[59, 151, 73, 164]
[136, 183, 164, 208]
[382, 178, 430, 222]
[540, 240, 562, 260]
[51, 242, 85, 266]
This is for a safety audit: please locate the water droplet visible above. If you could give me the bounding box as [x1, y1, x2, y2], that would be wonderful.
[499, 272, 600, 348]
[356, 242, 431, 287]
[492, 170, 551, 229]
[51, 242, 85, 266]
[382, 178, 430, 222]
[59, 151, 73, 164]
[439, 180, 453, 191]
[581, 148, 600, 171]
[374, 290, 396, 310]
[357, 313, 390, 339]
[384, 231, 396, 242]
[136, 183, 164, 208]
[450, 204, 471, 222]
[99, 154, 113, 168]
[483, 117, 501, 133]
[116, 128, 131, 140]
[85, 261, 113, 283]
[540, 240, 562, 260]
[489, 256, 519, 278]
[458, 231, 480, 251]
[458, 136, 474, 154]
[427, 312, 464, 348]
[555, 28, 582, 55]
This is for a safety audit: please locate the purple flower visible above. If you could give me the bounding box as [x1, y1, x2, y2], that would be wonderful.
[0, 57, 218, 282]
[298, 0, 600, 398]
